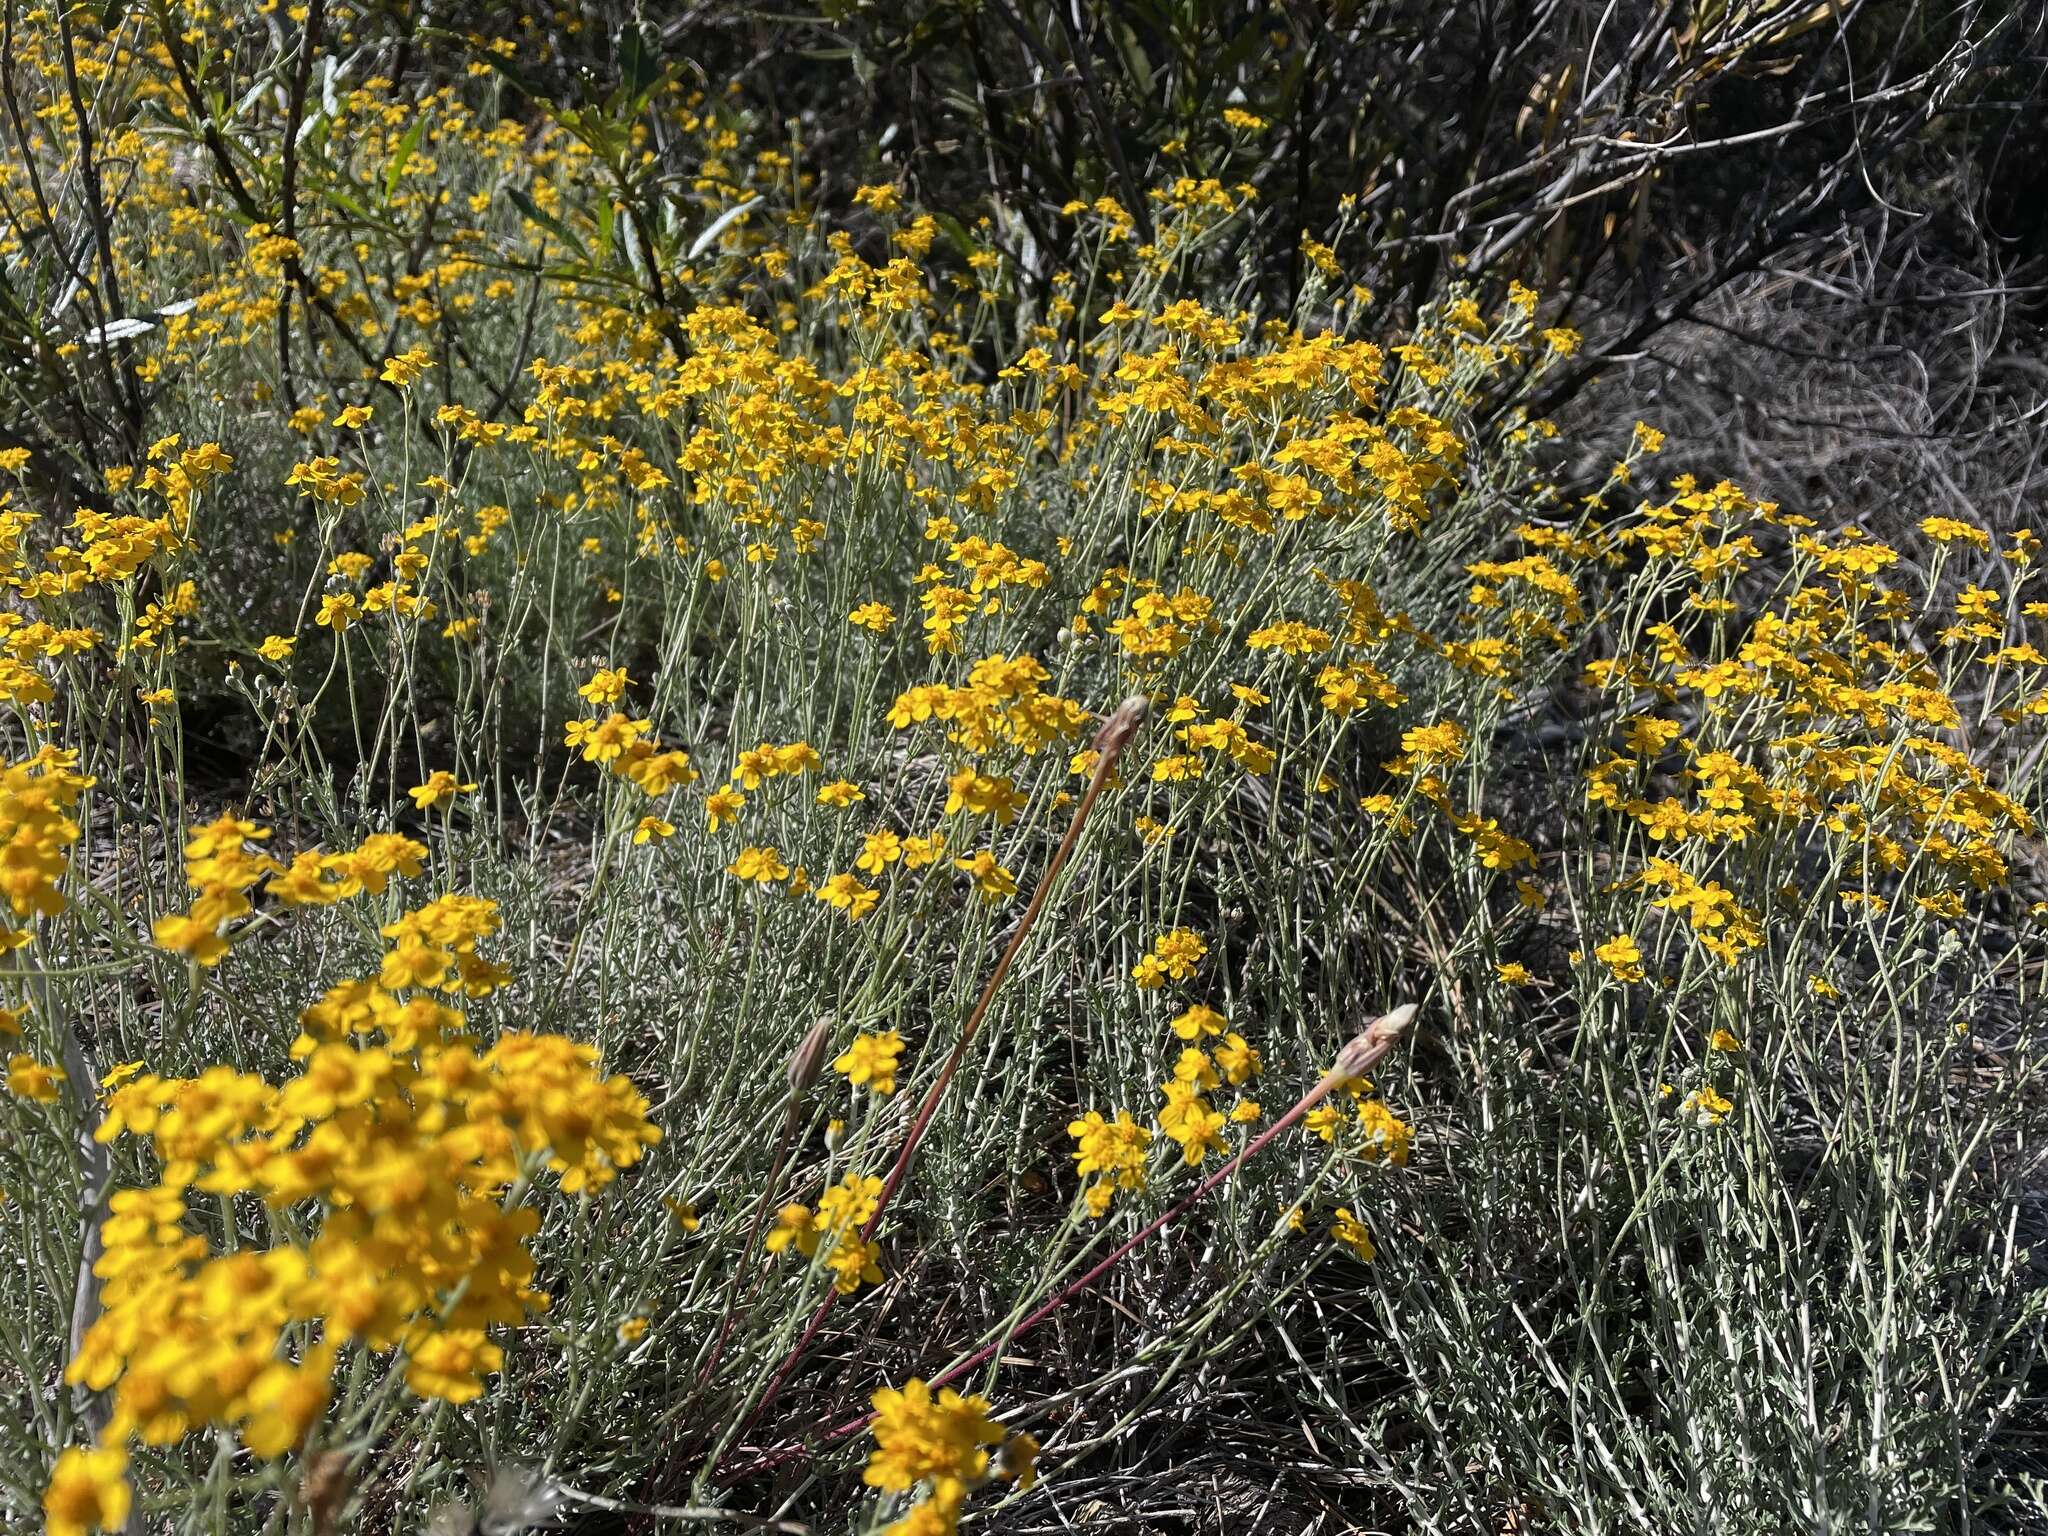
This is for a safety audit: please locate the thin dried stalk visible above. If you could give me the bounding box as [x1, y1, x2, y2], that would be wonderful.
[720, 695, 1149, 1458]
[723, 1003, 1417, 1479]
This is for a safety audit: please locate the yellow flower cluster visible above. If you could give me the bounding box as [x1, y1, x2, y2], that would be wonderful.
[0, 747, 93, 948]
[834, 1030, 905, 1094]
[887, 653, 1091, 756]
[10, 9, 2041, 1518]
[68, 938, 658, 1513]
[1567, 482, 2041, 987]
[1132, 927, 1207, 988]
[150, 815, 284, 965]
[564, 671, 697, 797]
[1305, 1075, 1416, 1168]
[379, 893, 512, 995]
[864, 1378, 1034, 1535]
[153, 816, 429, 966]
[766, 1172, 886, 1294]
[1068, 1110, 1152, 1216]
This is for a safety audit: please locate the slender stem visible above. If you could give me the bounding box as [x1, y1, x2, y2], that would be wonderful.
[275, 0, 328, 413]
[557, 1485, 808, 1533]
[866, 696, 1150, 1232]
[696, 1016, 834, 1395]
[722, 1004, 1416, 1481]
[720, 696, 1149, 1461]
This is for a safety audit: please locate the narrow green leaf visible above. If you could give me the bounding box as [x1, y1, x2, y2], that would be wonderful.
[383, 117, 425, 205]
[618, 27, 660, 103]
[505, 186, 589, 261]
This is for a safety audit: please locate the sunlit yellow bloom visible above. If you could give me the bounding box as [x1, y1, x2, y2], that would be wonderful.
[379, 347, 434, 387]
[1329, 1208, 1376, 1261]
[7, 1052, 65, 1101]
[705, 785, 746, 831]
[315, 593, 360, 631]
[579, 667, 631, 706]
[727, 846, 791, 884]
[816, 871, 880, 920]
[408, 771, 477, 811]
[833, 1030, 904, 1093]
[952, 849, 1017, 901]
[44, 1447, 130, 1536]
[1132, 928, 1206, 988]
[817, 780, 865, 808]
[1593, 934, 1644, 982]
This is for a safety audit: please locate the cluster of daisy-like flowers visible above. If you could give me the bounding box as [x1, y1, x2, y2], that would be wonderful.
[1069, 955, 1415, 1258]
[629, 652, 1100, 924]
[1116, 937, 1260, 1179]
[0, 747, 94, 1099]
[55, 899, 659, 1528]
[0, 435, 231, 715]
[765, 1170, 887, 1295]
[8, 33, 2039, 1524]
[0, 747, 92, 949]
[1587, 506, 2036, 885]
[863, 1378, 1037, 1535]
[152, 814, 431, 966]
[1541, 476, 2044, 1139]
[565, 664, 699, 798]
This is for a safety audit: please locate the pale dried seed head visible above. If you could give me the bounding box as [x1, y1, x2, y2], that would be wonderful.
[299, 1451, 353, 1536]
[1091, 693, 1150, 755]
[787, 1015, 835, 1094]
[1331, 1002, 1417, 1080]
[479, 1464, 564, 1533]
[1370, 1001, 1418, 1041]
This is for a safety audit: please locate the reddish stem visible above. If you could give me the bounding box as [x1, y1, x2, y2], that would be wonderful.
[718, 697, 1149, 1463]
[721, 1004, 1415, 1481]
